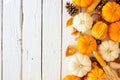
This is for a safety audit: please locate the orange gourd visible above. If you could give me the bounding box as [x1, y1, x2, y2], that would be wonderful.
[77, 34, 97, 55]
[108, 21, 120, 42]
[63, 75, 81, 80]
[72, 0, 93, 8]
[102, 2, 120, 22]
[87, 67, 106, 80]
[91, 21, 108, 40]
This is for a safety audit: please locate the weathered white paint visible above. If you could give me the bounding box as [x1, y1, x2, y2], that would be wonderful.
[3, 0, 21, 80]
[22, 0, 41, 80]
[43, 0, 62, 80]
[0, 0, 2, 80]
[62, 0, 77, 78]
[0, 0, 119, 80]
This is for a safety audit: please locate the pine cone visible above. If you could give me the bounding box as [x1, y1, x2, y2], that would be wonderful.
[95, 0, 108, 11]
[65, 2, 79, 16]
[96, 39, 102, 45]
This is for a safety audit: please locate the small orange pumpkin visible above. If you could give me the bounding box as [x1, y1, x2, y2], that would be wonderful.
[91, 21, 108, 40]
[102, 2, 120, 22]
[108, 21, 120, 42]
[63, 75, 81, 80]
[87, 67, 106, 80]
[77, 34, 97, 54]
[72, 0, 93, 8]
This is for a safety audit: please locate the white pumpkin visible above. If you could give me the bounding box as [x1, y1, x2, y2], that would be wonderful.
[73, 12, 93, 33]
[66, 52, 91, 77]
[99, 40, 120, 62]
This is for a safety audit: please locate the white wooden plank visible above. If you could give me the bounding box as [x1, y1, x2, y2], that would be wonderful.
[43, 0, 61, 80]
[3, 0, 21, 80]
[0, 0, 3, 80]
[22, 0, 41, 80]
[62, 0, 77, 78]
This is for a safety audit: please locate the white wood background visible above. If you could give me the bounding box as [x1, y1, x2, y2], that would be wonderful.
[0, 0, 117, 80]
[0, 0, 70, 80]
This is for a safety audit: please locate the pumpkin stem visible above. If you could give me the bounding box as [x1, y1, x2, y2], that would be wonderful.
[107, 49, 112, 54]
[112, 8, 117, 12]
[79, 64, 83, 68]
[87, 40, 92, 46]
[80, 20, 85, 24]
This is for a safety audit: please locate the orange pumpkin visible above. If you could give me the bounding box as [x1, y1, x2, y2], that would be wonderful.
[87, 67, 106, 80]
[102, 2, 120, 22]
[108, 21, 120, 42]
[91, 21, 108, 40]
[63, 75, 81, 80]
[72, 0, 93, 8]
[77, 34, 97, 55]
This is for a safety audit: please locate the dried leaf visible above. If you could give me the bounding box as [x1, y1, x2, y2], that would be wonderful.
[117, 69, 120, 77]
[114, 58, 120, 63]
[92, 62, 99, 68]
[90, 57, 102, 68]
[66, 17, 73, 27]
[71, 27, 79, 35]
[66, 45, 77, 57]
[81, 76, 87, 80]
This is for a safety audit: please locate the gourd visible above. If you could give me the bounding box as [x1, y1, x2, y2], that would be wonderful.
[98, 40, 120, 62]
[93, 51, 120, 80]
[108, 21, 120, 42]
[73, 13, 93, 33]
[109, 62, 120, 70]
[91, 21, 108, 40]
[87, 67, 106, 80]
[102, 2, 120, 22]
[63, 75, 81, 80]
[66, 53, 91, 77]
[72, 0, 93, 8]
[93, 51, 106, 67]
[77, 34, 97, 54]
[87, 0, 101, 13]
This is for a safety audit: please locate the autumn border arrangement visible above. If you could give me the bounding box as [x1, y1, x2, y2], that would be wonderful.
[63, 0, 120, 80]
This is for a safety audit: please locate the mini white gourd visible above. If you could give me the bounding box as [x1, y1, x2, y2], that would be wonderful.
[73, 12, 93, 33]
[66, 52, 91, 77]
[99, 40, 120, 62]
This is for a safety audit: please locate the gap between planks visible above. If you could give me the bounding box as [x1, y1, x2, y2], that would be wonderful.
[20, 0, 23, 80]
[41, 0, 43, 79]
[1, 0, 3, 80]
[60, 0, 63, 80]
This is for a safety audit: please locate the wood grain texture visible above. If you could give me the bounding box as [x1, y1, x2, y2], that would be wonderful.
[42, 0, 62, 80]
[62, 0, 77, 78]
[22, 0, 41, 80]
[0, 0, 3, 80]
[3, 0, 21, 80]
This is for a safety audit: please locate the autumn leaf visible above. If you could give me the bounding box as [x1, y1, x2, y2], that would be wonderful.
[71, 27, 79, 35]
[66, 17, 73, 27]
[66, 45, 77, 57]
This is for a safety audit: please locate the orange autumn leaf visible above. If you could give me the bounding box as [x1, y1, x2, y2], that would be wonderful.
[71, 27, 79, 36]
[66, 17, 73, 27]
[66, 45, 77, 57]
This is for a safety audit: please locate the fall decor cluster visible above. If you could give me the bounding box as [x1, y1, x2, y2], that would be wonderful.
[63, 0, 120, 80]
